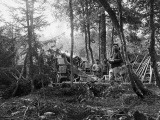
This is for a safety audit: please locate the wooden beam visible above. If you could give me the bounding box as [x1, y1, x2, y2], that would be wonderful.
[141, 57, 150, 82]
[149, 64, 153, 84]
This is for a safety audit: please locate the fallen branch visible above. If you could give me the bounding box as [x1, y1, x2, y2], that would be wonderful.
[23, 106, 29, 120]
[12, 67, 24, 97]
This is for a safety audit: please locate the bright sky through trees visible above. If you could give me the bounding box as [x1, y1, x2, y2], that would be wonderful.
[0, 0, 71, 41]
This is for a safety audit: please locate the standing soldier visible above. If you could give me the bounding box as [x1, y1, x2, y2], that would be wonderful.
[102, 59, 109, 75]
[101, 59, 110, 81]
[109, 44, 123, 84]
[92, 59, 102, 78]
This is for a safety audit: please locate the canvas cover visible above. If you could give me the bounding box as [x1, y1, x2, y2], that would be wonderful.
[57, 58, 65, 65]
[85, 61, 91, 68]
[59, 66, 67, 73]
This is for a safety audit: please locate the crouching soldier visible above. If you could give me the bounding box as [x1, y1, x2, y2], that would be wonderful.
[109, 44, 123, 84]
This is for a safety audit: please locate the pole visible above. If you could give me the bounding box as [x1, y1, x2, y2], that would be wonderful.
[99, 14, 101, 61]
[69, 0, 74, 86]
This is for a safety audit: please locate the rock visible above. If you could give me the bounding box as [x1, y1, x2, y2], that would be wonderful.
[44, 112, 55, 117]
[43, 112, 55, 119]
[39, 115, 47, 120]
[119, 116, 127, 120]
[107, 110, 114, 116]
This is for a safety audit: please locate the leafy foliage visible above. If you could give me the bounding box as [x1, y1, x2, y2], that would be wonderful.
[0, 35, 16, 67]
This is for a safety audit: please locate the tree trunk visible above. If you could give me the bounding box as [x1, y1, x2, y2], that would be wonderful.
[12, 53, 28, 96]
[117, 0, 150, 97]
[98, 0, 154, 98]
[98, 14, 101, 61]
[100, 10, 106, 61]
[127, 66, 144, 99]
[80, 0, 89, 62]
[69, 0, 74, 86]
[24, 52, 28, 78]
[117, 0, 152, 96]
[87, 23, 94, 64]
[84, 25, 89, 62]
[111, 27, 114, 54]
[25, 0, 34, 92]
[98, 0, 120, 30]
[117, 0, 127, 63]
[86, 0, 94, 64]
[149, 0, 160, 88]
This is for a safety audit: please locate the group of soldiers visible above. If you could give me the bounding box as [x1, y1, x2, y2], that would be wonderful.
[55, 43, 126, 83]
[91, 43, 125, 82]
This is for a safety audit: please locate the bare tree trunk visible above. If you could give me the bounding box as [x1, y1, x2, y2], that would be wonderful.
[69, 0, 74, 86]
[100, 10, 106, 61]
[24, 52, 28, 78]
[12, 53, 28, 96]
[25, 0, 34, 91]
[87, 23, 94, 64]
[80, 0, 89, 62]
[84, 25, 89, 61]
[111, 27, 114, 54]
[98, 0, 154, 98]
[117, 0, 127, 63]
[86, 0, 94, 64]
[31, 0, 34, 36]
[98, 0, 120, 30]
[117, 0, 146, 97]
[149, 0, 160, 88]
[98, 14, 101, 61]
[117, 0, 152, 96]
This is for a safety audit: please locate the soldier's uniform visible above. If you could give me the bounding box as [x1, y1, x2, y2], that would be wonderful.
[109, 45, 123, 84]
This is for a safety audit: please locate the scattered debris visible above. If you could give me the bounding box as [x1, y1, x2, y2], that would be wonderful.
[0, 84, 160, 120]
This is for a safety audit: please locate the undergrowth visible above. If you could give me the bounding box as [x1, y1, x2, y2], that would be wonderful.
[0, 84, 159, 120]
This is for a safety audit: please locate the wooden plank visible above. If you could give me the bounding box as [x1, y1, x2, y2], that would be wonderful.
[141, 57, 150, 82]
[149, 65, 153, 83]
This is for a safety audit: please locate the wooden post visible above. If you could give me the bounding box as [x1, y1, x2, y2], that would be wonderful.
[98, 13, 101, 61]
[69, 0, 74, 86]
[149, 64, 153, 84]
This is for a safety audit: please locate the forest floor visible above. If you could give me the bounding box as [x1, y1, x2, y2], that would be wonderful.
[0, 83, 160, 120]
